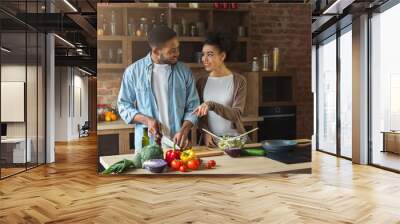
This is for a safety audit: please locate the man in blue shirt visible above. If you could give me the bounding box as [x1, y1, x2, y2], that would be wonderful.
[118, 26, 200, 153]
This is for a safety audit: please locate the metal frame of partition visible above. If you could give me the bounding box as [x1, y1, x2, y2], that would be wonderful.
[315, 20, 353, 161]
[0, 0, 47, 179]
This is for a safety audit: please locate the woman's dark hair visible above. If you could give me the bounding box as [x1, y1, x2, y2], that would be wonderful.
[204, 32, 235, 56]
[148, 26, 177, 48]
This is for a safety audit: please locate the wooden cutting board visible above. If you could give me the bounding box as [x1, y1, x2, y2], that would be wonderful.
[192, 146, 224, 158]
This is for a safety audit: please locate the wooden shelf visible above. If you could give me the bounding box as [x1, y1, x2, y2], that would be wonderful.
[130, 36, 248, 43]
[171, 7, 211, 12]
[185, 62, 249, 69]
[131, 36, 147, 42]
[238, 37, 250, 42]
[98, 36, 125, 41]
[185, 63, 203, 68]
[213, 8, 250, 12]
[98, 64, 126, 69]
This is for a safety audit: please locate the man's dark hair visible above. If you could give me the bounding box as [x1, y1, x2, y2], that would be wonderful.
[148, 26, 177, 48]
[204, 32, 235, 56]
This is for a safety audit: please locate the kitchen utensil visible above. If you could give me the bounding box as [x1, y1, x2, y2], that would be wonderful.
[261, 140, 298, 153]
[231, 127, 259, 141]
[201, 128, 222, 140]
[161, 136, 180, 150]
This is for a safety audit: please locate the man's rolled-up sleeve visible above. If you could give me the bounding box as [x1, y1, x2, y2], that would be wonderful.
[118, 67, 139, 124]
[183, 70, 200, 125]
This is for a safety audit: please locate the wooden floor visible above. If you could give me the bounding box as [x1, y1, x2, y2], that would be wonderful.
[1, 135, 400, 224]
[373, 151, 400, 171]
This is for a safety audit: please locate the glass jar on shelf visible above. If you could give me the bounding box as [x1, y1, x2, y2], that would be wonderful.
[110, 10, 117, 36]
[251, 57, 260, 72]
[127, 18, 135, 36]
[139, 17, 149, 36]
[117, 48, 123, 64]
[262, 52, 269, 72]
[108, 48, 115, 63]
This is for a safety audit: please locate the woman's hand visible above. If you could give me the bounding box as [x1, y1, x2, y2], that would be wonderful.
[204, 133, 217, 148]
[192, 102, 210, 117]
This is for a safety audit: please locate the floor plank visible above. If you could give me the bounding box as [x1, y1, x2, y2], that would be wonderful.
[0, 135, 399, 223]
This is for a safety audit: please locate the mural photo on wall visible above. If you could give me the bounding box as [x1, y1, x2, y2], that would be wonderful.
[96, 3, 313, 175]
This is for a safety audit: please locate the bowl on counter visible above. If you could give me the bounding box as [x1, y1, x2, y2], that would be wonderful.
[224, 147, 243, 157]
[143, 159, 167, 173]
[213, 135, 247, 151]
[261, 140, 298, 153]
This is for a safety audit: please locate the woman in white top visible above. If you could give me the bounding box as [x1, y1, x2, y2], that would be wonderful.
[193, 32, 247, 147]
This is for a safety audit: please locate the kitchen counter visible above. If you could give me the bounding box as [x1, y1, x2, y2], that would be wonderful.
[97, 120, 135, 156]
[97, 120, 134, 131]
[99, 145, 311, 175]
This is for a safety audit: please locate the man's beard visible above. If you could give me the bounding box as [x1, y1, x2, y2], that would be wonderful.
[159, 53, 177, 65]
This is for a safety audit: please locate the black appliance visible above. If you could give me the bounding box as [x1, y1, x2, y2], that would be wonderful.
[258, 106, 296, 141]
[1, 123, 7, 137]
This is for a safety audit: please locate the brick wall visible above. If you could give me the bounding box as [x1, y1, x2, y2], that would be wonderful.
[97, 72, 122, 107]
[97, 3, 313, 138]
[249, 3, 313, 138]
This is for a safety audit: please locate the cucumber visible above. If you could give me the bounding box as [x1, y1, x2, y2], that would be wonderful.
[241, 148, 266, 156]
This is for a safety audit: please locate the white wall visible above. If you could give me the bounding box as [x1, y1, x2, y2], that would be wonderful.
[55, 67, 89, 141]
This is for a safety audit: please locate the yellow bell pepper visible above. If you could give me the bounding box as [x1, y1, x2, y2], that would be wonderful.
[180, 148, 196, 163]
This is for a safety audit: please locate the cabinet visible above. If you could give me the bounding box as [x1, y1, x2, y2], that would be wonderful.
[97, 3, 251, 71]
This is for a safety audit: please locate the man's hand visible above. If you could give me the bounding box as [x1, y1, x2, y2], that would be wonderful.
[173, 131, 190, 149]
[192, 102, 209, 117]
[204, 133, 217, 148]
[146, 117, 160, 136]
[173, 121, 193, 149]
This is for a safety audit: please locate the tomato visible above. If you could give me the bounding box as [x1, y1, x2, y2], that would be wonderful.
[187, 159, 200, 170]
[205, 163, 213, 169]
[179, 165, 188, 172]
[209, 160, 216, 167]
[171, 160, 182, 171]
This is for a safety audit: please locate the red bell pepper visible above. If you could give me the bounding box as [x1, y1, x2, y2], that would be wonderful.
[165, 144, 181, 166]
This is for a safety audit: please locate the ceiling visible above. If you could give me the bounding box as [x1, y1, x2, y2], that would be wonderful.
[0, 0, 97, 75]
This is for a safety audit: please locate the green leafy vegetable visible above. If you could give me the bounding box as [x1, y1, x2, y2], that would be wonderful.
[102, 159, 135, 174]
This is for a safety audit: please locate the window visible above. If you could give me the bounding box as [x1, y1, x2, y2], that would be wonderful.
[370, 2, 400, 171]
[339, 27, 352, 158]
[317, 35, 337, 154]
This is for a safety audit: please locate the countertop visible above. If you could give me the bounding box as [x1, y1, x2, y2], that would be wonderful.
[99, 144, 311, 175]
[97, 120, 135, 131]
[97, 116, 263, 131]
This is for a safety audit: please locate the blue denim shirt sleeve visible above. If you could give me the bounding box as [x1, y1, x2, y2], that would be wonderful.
[183, 69, 200, 125]
[117, 66, 139, 124]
